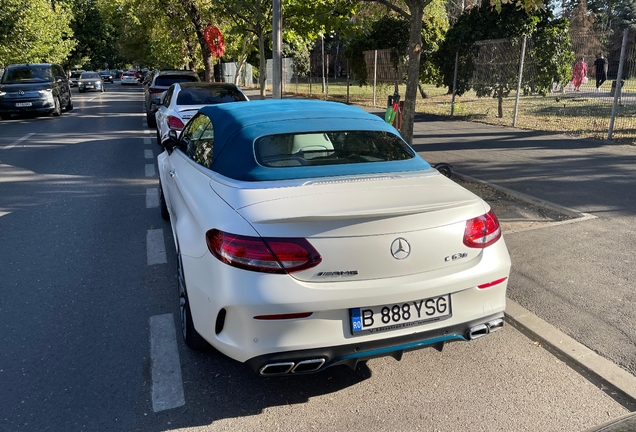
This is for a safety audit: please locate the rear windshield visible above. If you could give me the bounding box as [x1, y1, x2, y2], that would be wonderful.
[2, 66, 52, 84]
[255, 131, 415, 168]
[176, 87, 246, 105]
[155, 75, 198, 87]
[71, 71, 84, 79]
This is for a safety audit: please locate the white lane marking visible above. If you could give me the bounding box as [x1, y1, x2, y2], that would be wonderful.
[146, 188, 159, 208]
[144, 149, 153, 159]
[150, 314, 185, 412]
[145, 164, 156, 177]
[2, 133, 35, 150]
[144, 129, 150, 134]
[143, 138, 151, 145]
[147, 229, 167, 265]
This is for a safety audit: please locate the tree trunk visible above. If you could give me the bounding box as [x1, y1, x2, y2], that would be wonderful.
[234, 35, 254, 86]
[402, 0, 425, 144]
[181, 0, 214, 81]
[498, 95, 503, 118]
[184, 34, 196, 71]
[418, 83, 428, 98]
[257, 26, 267, 98]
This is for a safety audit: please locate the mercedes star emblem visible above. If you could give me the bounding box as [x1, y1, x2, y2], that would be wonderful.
[390, 238, 411, 260]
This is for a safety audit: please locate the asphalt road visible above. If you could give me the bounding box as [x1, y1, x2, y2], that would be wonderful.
[0, 85, 630, 431]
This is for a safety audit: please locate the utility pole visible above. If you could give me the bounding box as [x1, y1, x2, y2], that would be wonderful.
[272, 0, 282, 99]
[321, 34, 326, 93]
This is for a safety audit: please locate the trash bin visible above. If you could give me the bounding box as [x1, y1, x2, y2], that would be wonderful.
[610, 80, 625, 97]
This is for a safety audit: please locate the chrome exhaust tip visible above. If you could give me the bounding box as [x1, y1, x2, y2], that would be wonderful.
[468, 323, 489, 340]
[259, 362, 295, 376]
[292, 359, 325, 374]
[487, 318, 504, 333]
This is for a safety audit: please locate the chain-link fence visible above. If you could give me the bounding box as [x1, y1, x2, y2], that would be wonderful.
[277, 31, 636, 144]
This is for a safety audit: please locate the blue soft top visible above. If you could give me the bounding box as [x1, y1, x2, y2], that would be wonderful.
[199, 99, 430, 181]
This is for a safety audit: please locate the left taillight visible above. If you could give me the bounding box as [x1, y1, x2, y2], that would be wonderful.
[463, 210, 502, 248]
[205, 229, 322, 274]
[167, 116, 185, 131]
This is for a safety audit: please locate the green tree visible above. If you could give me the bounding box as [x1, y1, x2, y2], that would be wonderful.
[436, 0, 573, 117]
[216, 0, 273, 96]
[66, 0, 113, 69]
[344, 1, 447, 96]
[364, 0, 544, 144]
[0, 0, 76, 66]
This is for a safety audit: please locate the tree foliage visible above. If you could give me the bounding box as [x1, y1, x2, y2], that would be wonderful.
[0, 0, 76, 66]
[66, 0, 124, 70]
[435, 0, 573, 116]
[343, 1, 447, 86]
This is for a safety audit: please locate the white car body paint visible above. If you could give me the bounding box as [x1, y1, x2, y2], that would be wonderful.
[159, 147, 511, 365]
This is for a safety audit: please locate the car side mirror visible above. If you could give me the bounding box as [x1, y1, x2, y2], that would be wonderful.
[164, 130, 180, 154]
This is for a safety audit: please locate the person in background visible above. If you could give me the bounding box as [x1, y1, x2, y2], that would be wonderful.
[594, 52, 608, 89]
[572, 58, 587, 91]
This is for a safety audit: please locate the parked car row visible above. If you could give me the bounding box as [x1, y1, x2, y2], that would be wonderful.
[144, 69, 200, 126]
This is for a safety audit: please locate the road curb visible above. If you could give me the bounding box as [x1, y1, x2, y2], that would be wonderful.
[453, 172, 594, 220]
[505, 299, 636, 406]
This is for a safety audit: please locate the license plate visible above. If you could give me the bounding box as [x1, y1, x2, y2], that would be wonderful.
[350, 294, 452, 335]
[15, 102, 32, 107]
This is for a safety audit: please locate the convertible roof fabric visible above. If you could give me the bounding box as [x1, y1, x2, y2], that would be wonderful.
[199, 99, 430, 181]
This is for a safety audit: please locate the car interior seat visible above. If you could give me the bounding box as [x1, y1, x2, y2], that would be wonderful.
[291, 133, 334, 160]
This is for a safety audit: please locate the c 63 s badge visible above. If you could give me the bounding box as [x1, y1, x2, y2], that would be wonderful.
[445, 252, 468, 262]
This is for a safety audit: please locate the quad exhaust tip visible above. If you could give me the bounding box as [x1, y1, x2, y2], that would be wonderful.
[467, 318, 504, 340]
[259, 320, 505, 375]
[259, 358, 326, 376]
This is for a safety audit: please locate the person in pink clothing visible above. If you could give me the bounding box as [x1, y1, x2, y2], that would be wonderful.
[572, 58, 587, 91]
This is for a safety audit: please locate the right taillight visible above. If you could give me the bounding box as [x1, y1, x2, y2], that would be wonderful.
[205, 229, 322, 274]
[167, 116, 185, 131]
[463, 210, 501, 248]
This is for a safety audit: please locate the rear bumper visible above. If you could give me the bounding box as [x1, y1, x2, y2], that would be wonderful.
[182, 238, 511, 366]
[245, 312, 505, 375]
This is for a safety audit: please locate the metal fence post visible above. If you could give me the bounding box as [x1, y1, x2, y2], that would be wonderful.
[608, 27, 629, 140]
[295, 60, 298, 94]
[346, 59, 350, 104]
[450, 51, 459, 116]
[373, 50, 377, 107]
[321, 34, 326, 93]
[326, 54, 329, 100]
[512, 35, 527, 127]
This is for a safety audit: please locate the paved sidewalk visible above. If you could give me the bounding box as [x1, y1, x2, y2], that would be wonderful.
[402, 111, 636, 383]
[359, 105, 636, 403]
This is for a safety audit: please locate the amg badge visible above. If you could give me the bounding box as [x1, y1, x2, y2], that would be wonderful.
[316, 271, 359, 277]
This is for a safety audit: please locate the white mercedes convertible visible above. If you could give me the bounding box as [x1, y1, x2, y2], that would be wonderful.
[158, 99, 511, 376]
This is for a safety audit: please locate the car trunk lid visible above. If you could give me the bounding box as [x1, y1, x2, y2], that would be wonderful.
[212, 171, 488, 282]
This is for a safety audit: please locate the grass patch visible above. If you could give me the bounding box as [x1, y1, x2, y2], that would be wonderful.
[283, 79, 636, 145]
